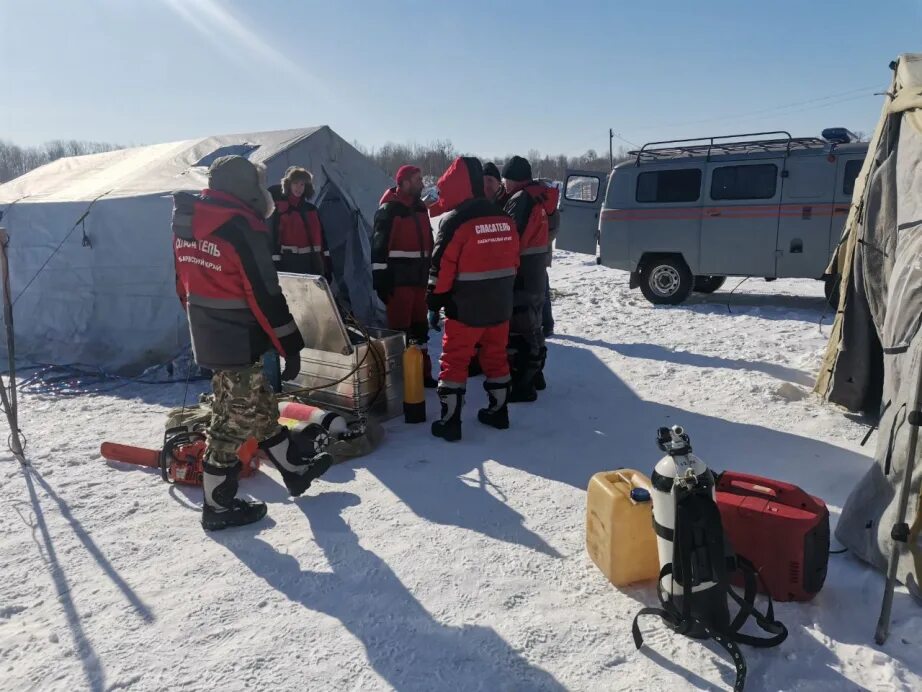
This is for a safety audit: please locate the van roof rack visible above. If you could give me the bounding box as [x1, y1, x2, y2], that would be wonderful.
[629, 131, 830, 165]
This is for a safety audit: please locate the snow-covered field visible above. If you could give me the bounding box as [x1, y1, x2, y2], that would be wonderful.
[3, 252, 921, 692]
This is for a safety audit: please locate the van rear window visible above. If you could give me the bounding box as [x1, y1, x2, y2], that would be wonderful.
[710, 164, 777, 200]
[843, 159, 862, 196]
[636, 169, 702, 203]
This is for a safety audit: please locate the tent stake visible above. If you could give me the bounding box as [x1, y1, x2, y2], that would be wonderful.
[0, 227, 26, 466]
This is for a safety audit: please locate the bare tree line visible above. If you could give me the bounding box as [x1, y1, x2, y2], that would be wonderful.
[2, 128, 870, 189]
[352, 140, 623, 183]
[0, 139, 124, 184]
[0, 136, 620, 187]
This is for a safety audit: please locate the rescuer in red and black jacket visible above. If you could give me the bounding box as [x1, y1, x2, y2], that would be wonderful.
[373, 165, 436, 386]
[268, 166, 331, 280]
[173, 159, 303, 373]
[459, 161, 508, 379]
[501, 156, 552, 403]
[426, 157, 520, 442]
[172, 155, 331, 531]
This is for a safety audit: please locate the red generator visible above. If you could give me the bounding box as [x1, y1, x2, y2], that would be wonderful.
[716, 471, 829, 602]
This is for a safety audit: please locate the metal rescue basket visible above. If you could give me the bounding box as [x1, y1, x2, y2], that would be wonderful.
[278, 273, 404, 421]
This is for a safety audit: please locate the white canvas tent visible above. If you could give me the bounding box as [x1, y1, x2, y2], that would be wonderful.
[0, 126, 391, 372]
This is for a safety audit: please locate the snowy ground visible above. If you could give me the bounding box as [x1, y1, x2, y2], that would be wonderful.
[2, 251, 921, 692]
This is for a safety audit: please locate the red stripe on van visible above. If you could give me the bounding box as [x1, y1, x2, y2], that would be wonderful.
[601, 203, 848, 223]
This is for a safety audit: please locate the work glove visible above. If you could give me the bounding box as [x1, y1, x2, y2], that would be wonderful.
[281, 356, 301, 382]
[278, 330, 305, 381]
[426, 291, 450, 332]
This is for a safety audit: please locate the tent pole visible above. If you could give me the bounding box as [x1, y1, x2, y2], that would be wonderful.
[0, 227, 26, 466]
[875, 346, 922, 643]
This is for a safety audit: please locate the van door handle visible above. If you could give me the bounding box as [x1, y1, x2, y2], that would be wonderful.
[834, 206, 850, 215]
[705, 209, 721, 217]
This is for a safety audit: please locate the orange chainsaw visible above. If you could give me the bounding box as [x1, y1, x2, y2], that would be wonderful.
[100, 402, 357, 486]
[100, 426, 261, 486]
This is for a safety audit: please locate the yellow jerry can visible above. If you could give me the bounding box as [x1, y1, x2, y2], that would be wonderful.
[586, 469, 660, 587]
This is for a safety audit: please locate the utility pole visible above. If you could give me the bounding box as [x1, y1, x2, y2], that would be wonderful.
[609, 129, 614, 170]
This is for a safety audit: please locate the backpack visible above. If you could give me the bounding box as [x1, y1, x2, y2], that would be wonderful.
[519, 182, 557, 251]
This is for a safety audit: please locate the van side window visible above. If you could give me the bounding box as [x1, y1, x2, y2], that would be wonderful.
[636, 169, 702, 203]
[565, 175, 601, 203]
[843, 159, 863, 196]
[710, 164, 777, 200]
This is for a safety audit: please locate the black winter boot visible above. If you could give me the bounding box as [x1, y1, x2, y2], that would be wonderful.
[423, 352, 438, 389]
[431, 386, 464, 442]
[509, 352, 540, 403]
[260, 426, 334, 497]
[533, 347, 548, 391]
[478, 380, 510, 430]
[201, 462, 267, 531]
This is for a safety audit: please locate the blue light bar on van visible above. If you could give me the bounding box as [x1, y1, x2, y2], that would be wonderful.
[822, 128, 854, 144]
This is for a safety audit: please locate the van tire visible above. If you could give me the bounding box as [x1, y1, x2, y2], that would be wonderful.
[639, 256, 694, 305]
[694, 276, 726, 294]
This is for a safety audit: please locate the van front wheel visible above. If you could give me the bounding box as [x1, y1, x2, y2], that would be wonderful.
[694, 276, 726, 294]
[639, 257, 693, 305]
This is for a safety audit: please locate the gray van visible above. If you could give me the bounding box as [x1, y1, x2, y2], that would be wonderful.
[556, 130, 867, 304]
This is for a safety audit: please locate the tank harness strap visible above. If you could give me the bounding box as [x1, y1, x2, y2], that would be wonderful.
[672, 496, 700, 628]
[632, 618, 749, 692]
[632, 572, 749, 692]
[727, 556, 789, 648]
[652, 520, 673, 541]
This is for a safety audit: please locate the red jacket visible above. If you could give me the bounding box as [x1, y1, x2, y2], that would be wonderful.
[173, 189, 302, 370]
[269, 186, 331, 278]
[429, 157, 520, 327]
[372, 188, 433, 294]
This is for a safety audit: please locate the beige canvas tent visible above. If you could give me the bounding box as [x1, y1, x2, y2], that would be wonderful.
[817, 54, 922, 586]
[816, 56, 922, 413]
[0, 126, 391, 371]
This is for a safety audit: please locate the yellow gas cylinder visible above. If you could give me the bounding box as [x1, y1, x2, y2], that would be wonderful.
[586, 469, 660, 587]
[403, 342, 426, 424]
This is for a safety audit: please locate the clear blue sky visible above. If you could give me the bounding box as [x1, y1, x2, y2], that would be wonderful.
[1, 0, 918, 158]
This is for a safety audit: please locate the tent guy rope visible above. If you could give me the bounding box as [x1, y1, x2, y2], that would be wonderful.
[12, 188, 113, 306]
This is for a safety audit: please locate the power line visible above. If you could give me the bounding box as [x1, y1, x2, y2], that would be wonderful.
[611, 132, 640, 149]
[579, 83, 882, 159]
[627, 84, 884, 134]
[751, 91, 876, 118]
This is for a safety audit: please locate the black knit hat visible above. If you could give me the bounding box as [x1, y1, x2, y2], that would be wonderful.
[501, 156, 532, 182]
[483, 162, 501, 180]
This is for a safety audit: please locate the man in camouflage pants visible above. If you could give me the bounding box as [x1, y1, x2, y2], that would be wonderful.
[207, 364, 281, 466]
[172, 155, 333, 530]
